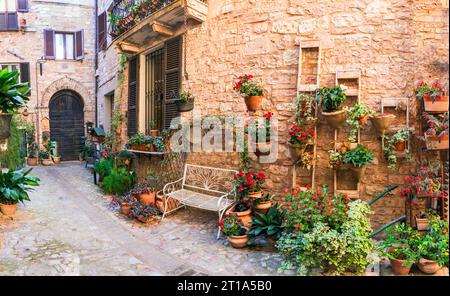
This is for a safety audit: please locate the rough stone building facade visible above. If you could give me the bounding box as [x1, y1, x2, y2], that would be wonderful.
[101, 0, 448, 228]
[1, 0, 95, 160]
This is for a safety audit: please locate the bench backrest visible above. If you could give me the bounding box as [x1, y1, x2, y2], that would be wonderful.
[182, 164, 237, 195]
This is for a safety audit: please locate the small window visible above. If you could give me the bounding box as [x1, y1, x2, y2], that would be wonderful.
[0, 64, 20, 82]
[55, 32, 75, 60]
[0, 0, 17, 12]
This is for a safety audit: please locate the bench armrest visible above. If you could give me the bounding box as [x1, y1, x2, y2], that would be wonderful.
[163, 178, 184, 196]
[217, 187, 237, 210]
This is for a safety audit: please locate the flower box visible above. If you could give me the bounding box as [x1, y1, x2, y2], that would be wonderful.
[424, 95, 449, 113]
[425, 134, 449, 151]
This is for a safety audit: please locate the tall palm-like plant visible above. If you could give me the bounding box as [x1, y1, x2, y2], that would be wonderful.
[0, 168, 40, 205]
[0, 68, 30, 114]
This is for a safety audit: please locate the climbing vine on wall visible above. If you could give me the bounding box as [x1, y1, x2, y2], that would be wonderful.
[0, 115, 25, 169]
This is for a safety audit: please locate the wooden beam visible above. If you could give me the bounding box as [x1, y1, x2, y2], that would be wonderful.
[118, 42, 141, 54]
[151, 22, 175, 36]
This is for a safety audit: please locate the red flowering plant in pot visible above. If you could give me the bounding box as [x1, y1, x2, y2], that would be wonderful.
[235, 170, 266, 199]
[418, 112, 449, 151]
[288, 125, 315, 161]
[129, 203, 159, 223]
[219, 213, 248, 248]
[233, 74, 264, 112]
[246, 112, 274, 156]
[415, 81, 449, 112]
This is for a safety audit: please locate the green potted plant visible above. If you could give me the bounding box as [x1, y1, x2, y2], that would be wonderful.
[384, 128, 412, 170]
[254, 193, 274, 214]
[127, 132, 152, 151]
[233, 74, 264, 112]
[248, 206, 286, 246]
[316, 85, 347, 129]
[0, 68, 30, 140]
[149, 120, 159, 137]
[378, 223, 421, 276]
[371, 112, 397, 137]
[39, 150, 53, 166]
[327, 150, 343, 170]
[219, 213, 249, 248]
[116, 150, 137, 167]
[94, 158, 114, 182]
[418, 112, 449, 151]
[415, 208, 439, 231]
[235, 170, 265, 199]
[52, 151, 61, 164]
[415, 81, 449, 113]
[101, 168, 136, 196]
[27, 142, 39, 166]
[342, 144, 374, 181]
[0, 168, 40, 215]
[129, 203, 159, 223]
[344, 103, 376, 143]
[416, 217, 449, 274]
[172, 89, 195, 113]
[293, 93, 315, 123]
[152, 136, 166, 153]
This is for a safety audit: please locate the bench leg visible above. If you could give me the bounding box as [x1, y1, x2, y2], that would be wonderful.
[217, 207, 227, 239]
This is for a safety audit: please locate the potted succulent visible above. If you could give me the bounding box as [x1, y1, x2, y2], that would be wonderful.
[129, 203, 159, 223]
[247, 112, 273, 156]
[233, 74, 264, 112]
[342, 144, 374, 181]
[0, 168, 40, 216]
[416, 218, 449, 274]
[288, 124, 314, 161]
[384, 128, 412, 170]
[254, 193, 274, 214]
[378, 223, 421, 276]
[172, 89, 195, 113]
[415, 208, 439, 231]
[219, 213, 249, 248]
[247, 206, 286, 246]
[371, 112, 397, 137]
[344, 103, 376, 143]
[27, 142, 39, 166]
[415, 81, 449, 113]
[39, 150, 53, 166]
[316, 85, 347, 129]
[0, 68, 30, 140]
[235, 170, 265, 199]
[418, 112, 448, 151]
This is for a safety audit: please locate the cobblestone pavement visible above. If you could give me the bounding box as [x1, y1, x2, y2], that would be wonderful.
[0, 162, 283, 276]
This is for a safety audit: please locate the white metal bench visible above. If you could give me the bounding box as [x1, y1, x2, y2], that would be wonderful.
[162, 164, 238, 238]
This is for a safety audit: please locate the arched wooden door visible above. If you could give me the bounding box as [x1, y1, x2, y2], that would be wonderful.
[49, 91, 84, 161]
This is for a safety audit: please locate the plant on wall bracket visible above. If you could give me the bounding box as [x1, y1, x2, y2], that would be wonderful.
[344, 103, 375, 143]
[384, 128, 413, 170]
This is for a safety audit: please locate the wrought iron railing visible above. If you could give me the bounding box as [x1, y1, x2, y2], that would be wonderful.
[109, 0, 207, 40]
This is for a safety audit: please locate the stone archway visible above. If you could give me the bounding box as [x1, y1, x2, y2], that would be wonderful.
[41, 77, 91, 110]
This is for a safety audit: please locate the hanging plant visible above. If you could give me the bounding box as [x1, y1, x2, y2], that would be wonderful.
[384, 128, 412, 170]
[418, 112, 449, 150]
[316, 85, 347, 129]
[233, 74, 264, 112]
[293, 94, 315, 124]
[344, 103, 376, 143]
[415, 81, 449, 113]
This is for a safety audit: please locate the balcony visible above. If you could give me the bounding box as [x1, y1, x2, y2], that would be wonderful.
[109, 0, 208, 53]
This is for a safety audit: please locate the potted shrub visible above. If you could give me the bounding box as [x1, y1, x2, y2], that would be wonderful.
[27, 142, 39, 166]
[415, 209, 439, 231]
[0, 68, 30, 140]
[219, 213, 249, 248]
[344, 103, 376, 143]
[94, 158, 114, 182]
[233, 74, 264, 112]
[0, 168, 40, 216]
[248, 206, 286, 246]
[418, 112, 449, 151]
[288, 124, 314, 161]
[342, 144, 374, 181]
[39, 150, 53, 166]
[247, 112, 273, 156]
[235, 170, 265, 199]
[52, 151, 61, 164]
[101, 168, 136, 196]
[129, 203, 159, 223]
[384, 128, 412, 170]
[254, 193, 274, 214]
[371, 113, 396, 137]
[316, 85, 347, 129]
[378, 223, 421, 276]
[415, 81, 449, 113]
[174, 90, 195, 113]
[416, 218, 449, 274]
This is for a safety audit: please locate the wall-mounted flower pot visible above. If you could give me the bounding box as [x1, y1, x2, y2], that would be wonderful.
[288, 143, 307, 161]
[371, 114, 396, 137]
[415, 216, 431, 231]
[322, 109, 346, 129]
[254, 141, 271, 157]
[394, 141, 406, 151]
[423, 95, 449, 113]
[176, 100, 194, 112]
[27, 157, 38, 166]
[389, 258, 412, 275]
[350, 166, 366, 181]
[418, 258, 441, 274]
[0, 203, 18, 216]
[244, 96, 263, 112]
[228, 234, 249, 248]
[0, 113, 13, 140]
[426, 134, 449, 151]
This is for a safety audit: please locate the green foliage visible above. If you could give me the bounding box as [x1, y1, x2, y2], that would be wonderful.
[219, 213, 246, 236]
[117, 150, 136, 159]
[316, 85, 346, 112]
[39, 150, 50, 159]
[94, 158, 114, 179]
[0, 115, 25, 168]
[277, 200, 373, 275]
[152, 136, 166, 152]
[178, 90, 195, 104]
[293, 94, 315, 124]
[127, 132, 152, 146]
[344, 103, 376, 142]
[0, 168, 40, 205]
[0, 68, 30, 113]
[383, 128, 412, 170]
[101, 168, 136, 195]
[248, 206, 286, 245]
[343, 144, 374, 168]
[417, 218, 449, 267]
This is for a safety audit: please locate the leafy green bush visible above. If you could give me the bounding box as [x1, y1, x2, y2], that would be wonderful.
[248, 206, 286, 245]
[101, 168, 137, 195]
[417, 218, 449, 267]
[0, 168, 40, 205]
[94, 159, 114, 179]
[316, 85, 346, 112]
[276, 200, 373, 275]
[0, 115, 25, 168]
[0, 68, 30, 113]
[343, 144, 374, 168]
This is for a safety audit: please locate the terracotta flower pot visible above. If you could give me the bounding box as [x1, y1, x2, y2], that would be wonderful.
[423, 95, 449, 113]
[140, 191, 156, 206]
[228, 234, 249, 248]
[418, 258, 442, 274]
[425, 134, 449, 151]
[137, 216, 153, 223]
[394, 141, 406, 151]
[0, 203, 18, 216]
[227, 207, 253, 228]
[246, 191, 263, 199]
[22, 110, 29, 117]
[42, 159, 53, 166]
[150, 130, 159, 137]
[121, 203, 131, 215]
[52, 156, 61, 164]
[244, 96, 263, 112]
[358, 114, 370, 125]
[27, 157, 38, 166]
[390, 258, 412, 276]
[322, 109, 347, 129]
[254, 141, 271, 156]
[350, 166, 366, 181]
[349, 142, 358, 150]
[255, 201, 272, 214]
[371, 114, 396, 137]
[415, 217, 431, 231]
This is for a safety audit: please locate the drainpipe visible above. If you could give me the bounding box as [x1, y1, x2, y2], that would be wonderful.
[94, 0, 99, 126]
[35, 60, 40, 150]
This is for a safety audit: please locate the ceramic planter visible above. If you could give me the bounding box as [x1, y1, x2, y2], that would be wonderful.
[52, 156, 61, 164]
[322, 109, 347, 129]
[415, 217, 431, 231]
[244, 96, 263, 112]
[418, 258, 442, 274]
[27, 158, 38, 166]
[176, 100, 194, 112]
[255, 201, 272, 214]
[227, 207, 253, 228]
[425, 134, 449, 151]
[140, 191, 156, 206]
[121, 203, 131, 215]
[228, 234, 249, 248]
[389, 258, 412, 275]
[371, 114, 396, 137]
[394, 141, 406, 151]
[423, 95, 449, 113]
[254, 142, 271, 157]
[0, 203, 18, 216]
[0, 113, 13, 140]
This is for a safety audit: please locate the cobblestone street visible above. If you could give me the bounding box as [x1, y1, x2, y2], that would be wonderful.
[0, 162, 282, 276]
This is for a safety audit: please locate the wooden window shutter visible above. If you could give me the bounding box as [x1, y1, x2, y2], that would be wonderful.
[19, 63, 31, 95]
[18, 0, 29, 12]
[74, 30, 84, 60]
[0, 13, 6, 31]
[97, 12, 107, 51]
[127, 57, 138, 137]
[44, 29, 55, 59]
[6, 12, 18, 30]
[163, 37, 181, 130]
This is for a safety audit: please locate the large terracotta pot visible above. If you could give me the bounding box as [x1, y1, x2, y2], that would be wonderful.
[150, 130, 159, 137]
[0, 113, 12, 140]
[228, 234, 249, 248]
[255, 201, 272, 214]
[27, 157, 38, 166]
[415, 217, 431, 231]
[425, 134, 449, 151]
[418, 258, 442, 274]
[244, 96, 263, 112]
[394, 141, 406, 151]
[390, 258, 412, 275]
[227, 207, 253, 228]
[140, 191, 156, 206]
[0, 203, 18, 216]
[371, 114, 396, 137]
[322, 109, 347, 129]
[423, 95, 449, 113]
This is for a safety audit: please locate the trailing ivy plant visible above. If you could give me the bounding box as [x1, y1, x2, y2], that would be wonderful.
[342, 144, 374, 168]
[0, 115, 25, 168]
[383, 128, 412, 170]
[344, 103, 376, 143]
[110, 53, 129, 149]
